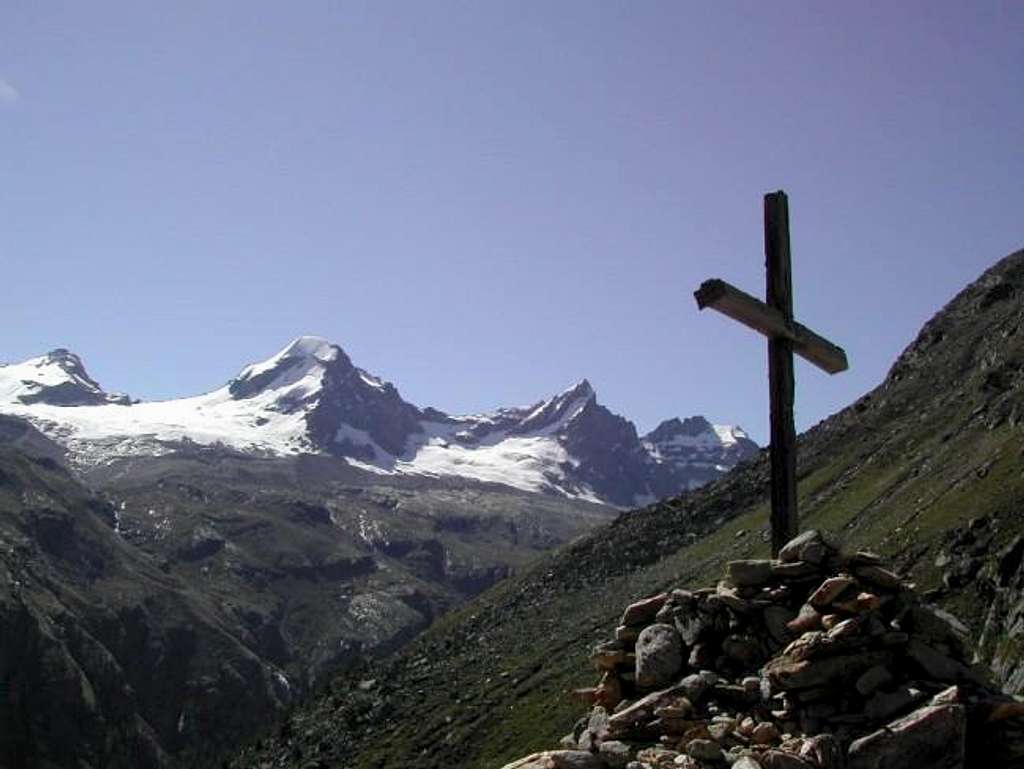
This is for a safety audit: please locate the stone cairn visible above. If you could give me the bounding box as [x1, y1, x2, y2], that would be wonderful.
[501, 530, 1024, 769]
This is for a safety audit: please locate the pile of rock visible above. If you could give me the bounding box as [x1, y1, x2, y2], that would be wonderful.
[501, 530, 1024, 769]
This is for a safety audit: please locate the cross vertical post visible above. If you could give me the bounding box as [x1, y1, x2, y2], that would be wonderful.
[764, 191, 798, 556]
[694, 190, 848, 558]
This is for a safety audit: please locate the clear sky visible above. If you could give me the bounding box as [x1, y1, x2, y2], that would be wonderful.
[1, 2, 1021, 444]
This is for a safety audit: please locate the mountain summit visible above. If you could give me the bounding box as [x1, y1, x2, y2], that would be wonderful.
[0, 348, 133, 407]
[0, 338, 756, 506]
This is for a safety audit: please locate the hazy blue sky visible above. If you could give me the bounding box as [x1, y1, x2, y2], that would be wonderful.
[1, 2, 1021, 443]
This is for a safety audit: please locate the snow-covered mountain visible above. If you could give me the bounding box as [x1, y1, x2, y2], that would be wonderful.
[0, 337, 758, 506]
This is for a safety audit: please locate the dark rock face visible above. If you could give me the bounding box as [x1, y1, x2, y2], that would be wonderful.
[0, 451, 285, 769]
[227, 339, 424, 458]
[641, 416, 759, 500]
[559, 399, 656, 507]
[16, 349, 132, 406]
[305, 349, 423, 458]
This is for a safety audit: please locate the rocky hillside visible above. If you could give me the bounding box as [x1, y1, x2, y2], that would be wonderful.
[0, 337, 756, 508]
[0, 414, 614, 769]
[228, 248, 1024, 769]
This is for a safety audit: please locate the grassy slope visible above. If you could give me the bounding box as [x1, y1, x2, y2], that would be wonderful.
[230, 249, 1024, 769]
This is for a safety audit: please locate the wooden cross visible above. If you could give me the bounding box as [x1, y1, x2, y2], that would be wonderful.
[694, 191, 848, 556]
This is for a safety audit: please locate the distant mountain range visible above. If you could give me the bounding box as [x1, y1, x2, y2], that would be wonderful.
[0, 337, 757, 507]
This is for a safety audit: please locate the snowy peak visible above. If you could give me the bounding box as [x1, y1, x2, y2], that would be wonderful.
[512, 379, 596, 435]
[0, 339, 758, 507]
[645, 416, 713, 441]
[0, 349, 132, 407]
[228, 336, 349, 403]
[642, 414, 758, 477]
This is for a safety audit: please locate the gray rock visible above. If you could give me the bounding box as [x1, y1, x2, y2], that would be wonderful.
[598, 740, 632, 769]
[546, 751, 609, 769]
[808, 576, 856, 610]
[863, 686, 925, 721]
[854, 664, 894, 696]
[607, 684, 688, 734]
[759, 750, 814, 769]
[799, 734, 843, 769]
[732, 758, 764, 769]
[577, 706, 610, 750]
[778, 530, 832, 564]
[905, 639, 982, 685]
[621, 593, 669, 627]
[771, 560, 822, 580]
[751, 721, 780, 744]
[727, 559, 776, 587]
[847, 703, 966, 769]
[591, 640, 628, 670]
[786, 603, 823, 634]
[764, 605, 796, 645]
[588, 706, 610, 736]
[723, 634, 765, 667]
[853, 564, 902, 590]
[716, 584, 756, 613]
[635, 623, 684, 688]
[688, 642, 715, 669]
[687, 738, 724, 762]
[674, 608, 709, 646]
[679, 672, 709, 703]
[906, 604, 970, 657]
[766, 650, 890, 690]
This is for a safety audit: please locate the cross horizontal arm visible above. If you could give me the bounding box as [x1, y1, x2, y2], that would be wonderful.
[694, 278, 849, 375]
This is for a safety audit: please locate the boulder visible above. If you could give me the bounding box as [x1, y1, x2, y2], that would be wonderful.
[634, 624, 684, 689]
[766, 651, 890, 690]
[904, 639, 980, 685]
[847, 703, 966, 769]
[863, 685, 925, 721]
[599, 741, 632, 769]
[778, 530, 832, 565]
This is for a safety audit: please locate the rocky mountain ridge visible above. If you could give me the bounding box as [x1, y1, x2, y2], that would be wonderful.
[0, 337, 757, 507]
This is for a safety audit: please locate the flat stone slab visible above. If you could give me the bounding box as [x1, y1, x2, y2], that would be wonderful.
[847, 703, 966, 769]
[620, 593, 668, 627]
[727, 559, 777, 587]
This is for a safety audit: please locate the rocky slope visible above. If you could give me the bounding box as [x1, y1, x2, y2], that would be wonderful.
[0, 414, 615, 769]
[0, 338, 756, 507]
[227, 248, 1024, 769]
